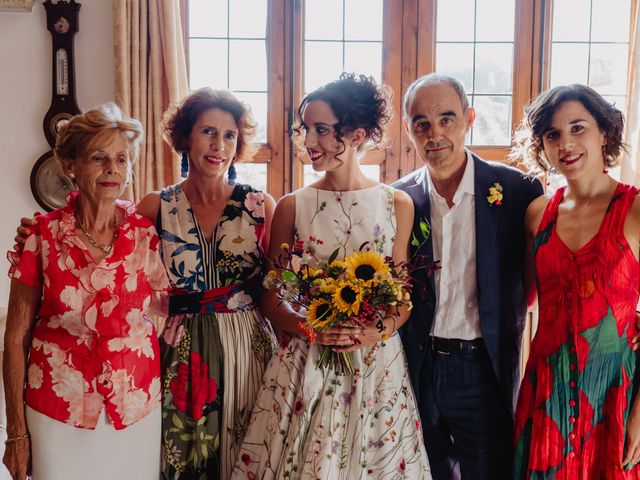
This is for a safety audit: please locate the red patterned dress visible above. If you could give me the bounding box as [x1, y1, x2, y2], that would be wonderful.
[8, 191, 169, 429]
[514, 183, 640, 479]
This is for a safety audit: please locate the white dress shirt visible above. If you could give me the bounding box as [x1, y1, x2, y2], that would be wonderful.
[428, 150, 482, 340]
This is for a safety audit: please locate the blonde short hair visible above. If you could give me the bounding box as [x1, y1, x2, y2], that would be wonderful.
[54, 103, 144, 166]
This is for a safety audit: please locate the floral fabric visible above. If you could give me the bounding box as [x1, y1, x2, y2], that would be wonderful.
[232, 184, 431, 479]
[159, 182, 277, 480]
[8, 191, 168, 430]
[514, 183, 640, 479]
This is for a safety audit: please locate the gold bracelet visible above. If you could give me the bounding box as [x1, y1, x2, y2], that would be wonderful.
[5, 433, 29, 445]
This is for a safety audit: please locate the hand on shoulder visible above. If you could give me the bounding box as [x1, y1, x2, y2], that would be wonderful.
[136, 191, 161, 222]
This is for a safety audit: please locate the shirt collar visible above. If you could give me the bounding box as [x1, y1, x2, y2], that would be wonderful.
[427, 149, 475, 204]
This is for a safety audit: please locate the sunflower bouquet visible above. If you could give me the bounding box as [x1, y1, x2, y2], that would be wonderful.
[263, 236, 412, 374]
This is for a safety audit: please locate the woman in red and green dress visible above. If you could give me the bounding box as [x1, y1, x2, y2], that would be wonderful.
[511, 84, 640, 479]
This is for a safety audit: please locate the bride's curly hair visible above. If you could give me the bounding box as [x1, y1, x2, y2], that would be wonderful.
[293, 73, 393, 157]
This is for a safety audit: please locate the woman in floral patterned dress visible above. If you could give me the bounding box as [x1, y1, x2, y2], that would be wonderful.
[4, 104, 168, 480]
[135, 88, 278, 479]
[232, 74, 431, 479]
[511, 84, 640, 478]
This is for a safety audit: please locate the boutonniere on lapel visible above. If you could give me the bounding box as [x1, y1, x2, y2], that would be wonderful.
[487, 182, 503, 206]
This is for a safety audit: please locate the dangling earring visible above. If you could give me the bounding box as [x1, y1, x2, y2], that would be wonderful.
[228, 162, 237, 184]
[68, 172, 75, 181]
[602, 145, 609, 174]
[181, 152, 189, 178]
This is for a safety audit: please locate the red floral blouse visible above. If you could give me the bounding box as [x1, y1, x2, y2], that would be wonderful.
[8, 192, 169, 430]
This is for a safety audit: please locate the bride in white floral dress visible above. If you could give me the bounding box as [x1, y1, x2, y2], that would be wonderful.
[232, 74, 431, 479]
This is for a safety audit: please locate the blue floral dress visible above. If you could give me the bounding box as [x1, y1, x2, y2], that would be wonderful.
[158, 182, 277, 480]
[232, 184, 431, 479]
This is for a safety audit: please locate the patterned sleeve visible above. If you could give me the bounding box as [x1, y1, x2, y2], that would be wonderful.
[7, 223, 43, 287]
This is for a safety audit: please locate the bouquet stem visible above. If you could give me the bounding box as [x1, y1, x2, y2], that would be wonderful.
[317, 346, 354, 375]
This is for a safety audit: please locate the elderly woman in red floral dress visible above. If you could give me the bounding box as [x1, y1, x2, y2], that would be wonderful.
[4, 104, 168, 480]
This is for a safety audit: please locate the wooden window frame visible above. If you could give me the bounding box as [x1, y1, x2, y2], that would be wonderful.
[183, 0, 636, 198]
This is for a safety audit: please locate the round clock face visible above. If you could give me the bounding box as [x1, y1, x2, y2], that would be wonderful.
[30, 152, 75, 211]
[54, 17, 70, 34]
[49, 112, 72, 140]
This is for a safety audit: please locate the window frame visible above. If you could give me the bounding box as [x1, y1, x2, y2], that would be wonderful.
[183, 0, 636, 197]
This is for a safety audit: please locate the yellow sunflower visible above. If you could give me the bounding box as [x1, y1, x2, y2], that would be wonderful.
[345, 250, 390, 286]
[333, 280, 364, 316]
[307, 298, 335, 329]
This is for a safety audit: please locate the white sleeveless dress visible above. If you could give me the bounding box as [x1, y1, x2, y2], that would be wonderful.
[232, 184, 431, 479]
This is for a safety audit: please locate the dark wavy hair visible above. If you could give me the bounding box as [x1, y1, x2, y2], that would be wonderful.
[294, 73, 392, 157]
[161, 88, 257, 162]
[510, 84, 626, 173]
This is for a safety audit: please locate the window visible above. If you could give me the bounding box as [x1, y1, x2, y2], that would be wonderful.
[303, 0, 383, 94]
[435, 0, 516, 146]
[187, 0, 271, 192]
[547, 0, 631, 109]
[185, 0, 636, 198]
[300, 0, 385, 185]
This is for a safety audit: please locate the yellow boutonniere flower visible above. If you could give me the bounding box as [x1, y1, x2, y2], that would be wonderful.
[487, 182, 503, 206]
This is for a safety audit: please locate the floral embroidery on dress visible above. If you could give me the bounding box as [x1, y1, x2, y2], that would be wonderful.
[231, 184, 431, 479]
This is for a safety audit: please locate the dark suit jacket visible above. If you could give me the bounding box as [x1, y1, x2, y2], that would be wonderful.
[393, 153, 543, 413]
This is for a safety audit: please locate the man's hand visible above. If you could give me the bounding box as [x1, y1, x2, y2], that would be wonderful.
[13, 215, 39, 252]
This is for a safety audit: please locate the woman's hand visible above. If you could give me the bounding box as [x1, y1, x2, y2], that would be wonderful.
[315, 326, 361, 349]
[321, 317, 394, 353]
[3, 437, 31, 480]
[623, 399, 640, 469]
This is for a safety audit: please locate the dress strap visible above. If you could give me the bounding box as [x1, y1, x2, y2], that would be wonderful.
[535, 186, 567, 236]
[600, 183, 639, 239]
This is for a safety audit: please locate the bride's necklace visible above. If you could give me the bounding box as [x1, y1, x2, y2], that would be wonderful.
[77, 216, 119, 254]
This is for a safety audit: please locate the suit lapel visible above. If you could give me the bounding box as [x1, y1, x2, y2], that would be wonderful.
[406, 167, 436, 300]
[473, 155, 499, 317]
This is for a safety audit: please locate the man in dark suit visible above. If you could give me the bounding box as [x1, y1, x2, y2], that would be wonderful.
[393, 73, 543, 479]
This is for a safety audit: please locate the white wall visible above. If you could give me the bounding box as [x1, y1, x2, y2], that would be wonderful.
[0, 0, 115, 307]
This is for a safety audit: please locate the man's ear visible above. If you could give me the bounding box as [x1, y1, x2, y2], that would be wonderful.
[403, 117, 409, 134]
[465, 107, 476, 132]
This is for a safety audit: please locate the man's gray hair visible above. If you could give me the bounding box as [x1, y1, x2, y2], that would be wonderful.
[403, 73, 470, 118]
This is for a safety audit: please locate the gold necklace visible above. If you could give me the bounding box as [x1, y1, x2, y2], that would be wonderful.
[77, 217, 119, 254]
